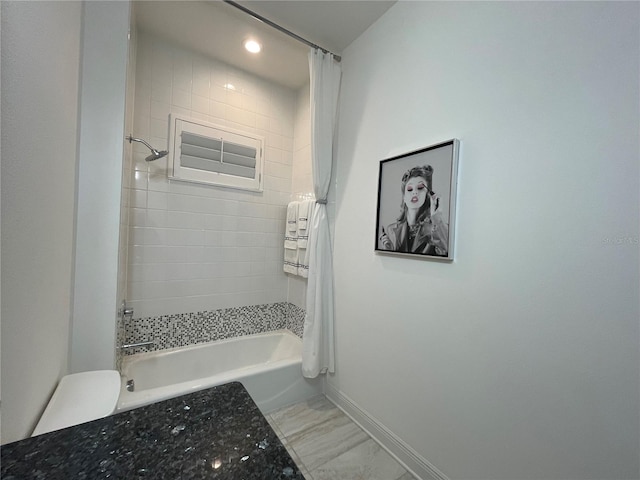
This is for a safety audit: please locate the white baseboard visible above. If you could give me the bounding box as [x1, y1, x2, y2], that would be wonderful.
[324, 383, 449, 480]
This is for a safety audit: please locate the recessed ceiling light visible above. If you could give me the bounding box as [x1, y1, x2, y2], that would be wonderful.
[244, 39, 262, 54]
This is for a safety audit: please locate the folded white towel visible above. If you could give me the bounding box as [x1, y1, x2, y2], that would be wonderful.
[284, 243, 298, 274]
[298, 246, 309, 278]
[284, 238, 298, 250]
[297, 200, 314, 249]
[297, 199, 312, 231]
[284, 263, 298, 274]
[287, 201, 299, 233]
[284, 201, 299, 275]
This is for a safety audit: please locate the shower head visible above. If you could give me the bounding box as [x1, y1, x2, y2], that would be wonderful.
[145, 149, 169, 162]
[126, 135, 168, 162]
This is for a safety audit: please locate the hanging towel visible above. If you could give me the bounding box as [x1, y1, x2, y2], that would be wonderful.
[284, 245, 298, 274]
[287, 201, 299, 233]
[297, 201, 314, 277]
[297, 199, 313, 249]
[285, 201, 299, 250]
[284, 201, 299, 274]
[298, 245, 310, 278]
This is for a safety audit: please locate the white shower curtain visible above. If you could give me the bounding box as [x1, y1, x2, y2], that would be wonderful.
[301, 49, 342, 378]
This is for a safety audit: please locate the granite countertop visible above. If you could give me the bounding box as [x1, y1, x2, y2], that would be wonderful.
[1, 382, 305, 479]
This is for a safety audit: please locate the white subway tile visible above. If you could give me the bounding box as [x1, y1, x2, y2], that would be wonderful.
[220, 200, 239, 216]
[255, 96, 270, 116]
[221, 215, 238, 231]
[172, 68, 192, 93]
[128, 244, 145, 264]
[282, 136, 294, 152]
[202, 247, 221, 263]
[234, 262, 252, 277]
[143, 246, 166, 263]
[144, 227, 167, 246]
[150, 117, 169, 140]
[164, 246, 190, 263]
[221, 246, 239, 262]
[147, 190, 168, 210]
[186, 246, 204, 263]
[210, 63, 227, 89]
[236, 232, 253, 247]
[129, 207, 147, 227]
[239, 110, 256, 128]
[130, 227, 146, 247]
[219, 231, 238, 247]
[267, 133, 283, 150]
[225, 105, 244, 125]
[131, 170, 148, 190]
[209, 99, 226, 118]
[210, 84, 227, 102]
[200, 262, 221, 279]
[250, 262, 266, 275]
[282, 150, 293, 166]
[167, 211, 203, 229]
[263, 260, 281, 275]
[148, 158, 169, 178]
[147, 174, 170, 193]
[190, 111, 211, 124]
[151, 80, 172, 104]
[172, 88, 191, 109]
[241, 93, 257, 113]
[255, 114, 269, 131]
[192, 63, 210, 98]
[226, 90, 243, 108]
[192, 93, 209, 115]
[130, 189, 147, 209]
[169, 105, 191, 119]
[146, 209, 168, 228]
[204, 230, 222, 246]
[150, 100, 170, 121]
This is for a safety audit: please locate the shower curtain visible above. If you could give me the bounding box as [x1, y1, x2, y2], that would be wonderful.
[301, 49, 342, 378]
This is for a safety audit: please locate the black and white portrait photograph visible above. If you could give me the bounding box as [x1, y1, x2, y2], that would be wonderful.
[375, 139, 459, 260]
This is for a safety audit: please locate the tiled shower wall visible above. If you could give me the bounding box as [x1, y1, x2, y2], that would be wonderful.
[126, 31, 302, 319]
[288, 84, 313, 309]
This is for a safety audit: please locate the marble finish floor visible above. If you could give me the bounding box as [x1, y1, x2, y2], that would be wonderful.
[266, 395, 416, 480]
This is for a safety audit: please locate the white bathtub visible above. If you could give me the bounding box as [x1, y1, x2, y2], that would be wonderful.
[117, 330, 322, 413]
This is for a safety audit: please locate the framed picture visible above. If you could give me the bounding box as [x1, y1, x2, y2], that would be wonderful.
[375, 139, 460, 261]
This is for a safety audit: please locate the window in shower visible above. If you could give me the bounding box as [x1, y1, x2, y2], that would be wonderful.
[168, 114, 264, 192]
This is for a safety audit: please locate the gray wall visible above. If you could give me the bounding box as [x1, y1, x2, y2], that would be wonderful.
[331, 2, 639, 479]
[1, 0, 82, 443]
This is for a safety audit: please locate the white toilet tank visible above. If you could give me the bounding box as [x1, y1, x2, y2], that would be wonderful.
[32, 370, 121, 437]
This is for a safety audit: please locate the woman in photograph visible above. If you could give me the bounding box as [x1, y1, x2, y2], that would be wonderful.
[379, 165, 448, 256]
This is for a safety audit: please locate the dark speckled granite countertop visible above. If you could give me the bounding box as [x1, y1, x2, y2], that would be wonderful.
[1, 382, 305, 479]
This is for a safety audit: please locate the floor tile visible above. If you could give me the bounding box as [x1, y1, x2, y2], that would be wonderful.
[309, 439, 409, 480]
[286, 409, 370, 471]
[396, 472, 418, 480]
[268, 395, 339, 438]
[268, 395, 415, 480]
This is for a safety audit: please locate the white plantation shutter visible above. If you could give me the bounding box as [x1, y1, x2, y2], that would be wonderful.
[169, 115, 264, 191]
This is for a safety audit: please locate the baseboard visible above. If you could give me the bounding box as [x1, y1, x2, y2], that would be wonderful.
[324, 383, 449, 480]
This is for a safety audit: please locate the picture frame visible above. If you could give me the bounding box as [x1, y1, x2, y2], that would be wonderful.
[375, 139, 460, 261]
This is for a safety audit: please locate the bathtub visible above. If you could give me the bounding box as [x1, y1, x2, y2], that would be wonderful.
[116, 330, 322, 413]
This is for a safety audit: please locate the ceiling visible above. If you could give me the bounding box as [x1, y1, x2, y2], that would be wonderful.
[133, 0, 395, 89]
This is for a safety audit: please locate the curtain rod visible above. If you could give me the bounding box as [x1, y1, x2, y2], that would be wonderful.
[222, 0, 342, 62]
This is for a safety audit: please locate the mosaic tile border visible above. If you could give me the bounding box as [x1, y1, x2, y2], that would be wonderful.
[121, 302, 306, 356]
